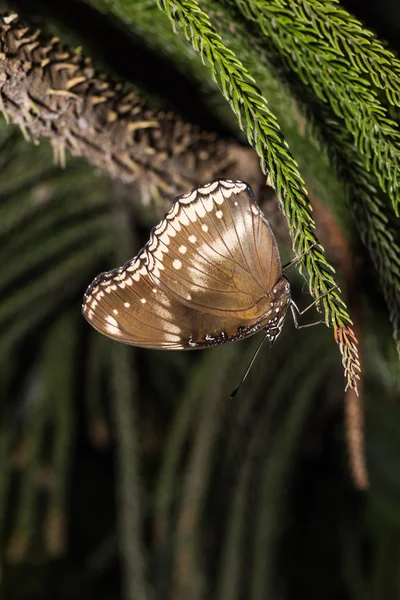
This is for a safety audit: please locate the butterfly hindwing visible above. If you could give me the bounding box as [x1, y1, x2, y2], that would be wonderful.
[84, 255, 189, 348]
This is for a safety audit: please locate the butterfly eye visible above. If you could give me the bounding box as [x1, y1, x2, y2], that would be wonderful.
[82, 179, 291, 350]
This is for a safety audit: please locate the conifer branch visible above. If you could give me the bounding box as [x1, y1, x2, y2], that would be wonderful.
[0, 13, 233, 199]
[299, 0, 400, 109]
[307, 102, 400, 359]
[157, 0, 360, 393]
[217, 0, 400, 358]
[233, 0, 400, 215]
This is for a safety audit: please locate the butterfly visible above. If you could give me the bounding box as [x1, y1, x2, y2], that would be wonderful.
[82, 179, 292, 349]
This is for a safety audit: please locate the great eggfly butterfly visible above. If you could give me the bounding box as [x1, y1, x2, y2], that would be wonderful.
[82, 179, 291, 349]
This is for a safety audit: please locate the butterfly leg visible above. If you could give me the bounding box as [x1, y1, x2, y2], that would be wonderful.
[290, 302, 324, 329]
[289, 283, 338, 329]
[291, 284, 339, 316]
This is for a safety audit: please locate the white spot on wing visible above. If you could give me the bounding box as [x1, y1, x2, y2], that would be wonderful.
[113, 309, 118, 315]
[106, 315, 118, 327]
[202, 224, 208, 232]
[202, 195, 214, 212]
[213, 189, 225, 205]
[159, 232, 171, 246]
[169, 202, 180, 218]
[141, 298, 147, 304]
[105, 315, 121, 336]
[209, 181, 219, 192]
[194, 202, 206, 218]
[153, 247, 165, 261]
[222, 187, 235, 198]
[216, 210, 223, 219]
[173, 259, 182, 270]
[124, 302, 130, 308]
[127, 259, 140, 272]
[184, 204, 197, 222]
[171, 218, 181, 232]
[178, 210, 190, 226]
[164, 223, 177, 238]
[179, 245, 187, 254]
[147, 238, 157, 251]
[181, 190, 196, 204]
[189, 235, 197, 243]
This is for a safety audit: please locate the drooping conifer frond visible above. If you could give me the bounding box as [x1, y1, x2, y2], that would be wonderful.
[297, 0, 400, 108]
[157, 0, 360, 393]
[255, 33, 400, 359]
[232, 0, 400, 215]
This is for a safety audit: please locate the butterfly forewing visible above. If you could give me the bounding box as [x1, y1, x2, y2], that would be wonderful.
[83, 179, 291, 349]
[145, 180, 281, 317]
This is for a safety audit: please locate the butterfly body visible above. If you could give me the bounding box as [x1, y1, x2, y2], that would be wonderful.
[83, 180, 291, 349]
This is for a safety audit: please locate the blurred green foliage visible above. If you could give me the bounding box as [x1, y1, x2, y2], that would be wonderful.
[1, 1, 400, 600]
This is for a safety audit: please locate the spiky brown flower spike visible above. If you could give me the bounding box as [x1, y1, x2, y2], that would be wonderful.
[0, 12, 256, 199]
[334, 325, 361, 394]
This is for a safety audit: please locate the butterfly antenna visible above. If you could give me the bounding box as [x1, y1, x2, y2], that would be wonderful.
[229, 332, 269, 399]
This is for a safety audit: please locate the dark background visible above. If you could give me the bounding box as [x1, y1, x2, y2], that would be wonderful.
[1, 1, 400, 599]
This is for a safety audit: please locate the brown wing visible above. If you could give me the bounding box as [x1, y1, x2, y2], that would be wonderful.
[82, 179, 287, 349]
[82, 254, 289, 349]
[144, 180, 281, 320]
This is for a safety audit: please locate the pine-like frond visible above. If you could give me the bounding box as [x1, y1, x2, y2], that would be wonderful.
[157, 0, 359, 392]
[233, 0, 400, 215]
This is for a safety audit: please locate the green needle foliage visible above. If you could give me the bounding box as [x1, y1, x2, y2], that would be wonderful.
[197, 0, 400, 357]
[157, 0, 360, 393]
[232, 0, 400, 215]
[2, 2, 400, 600]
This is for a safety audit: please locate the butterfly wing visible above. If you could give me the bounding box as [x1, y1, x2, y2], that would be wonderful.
[83, 254, 288, 349]
[144, 180, 281, 319]
[83, 179, 289, 349]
